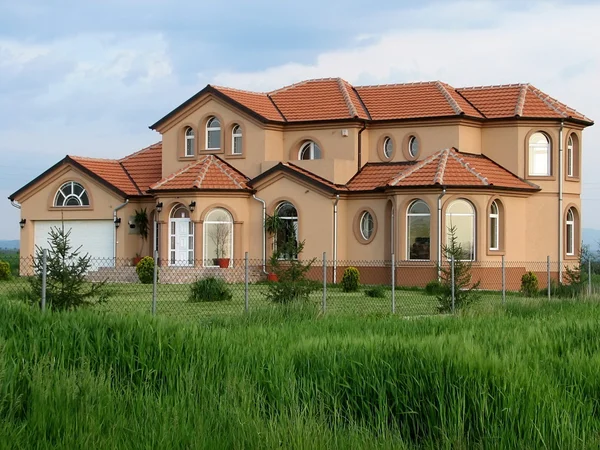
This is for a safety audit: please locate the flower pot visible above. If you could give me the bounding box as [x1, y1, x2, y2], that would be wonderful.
[216, 258, 230, 269]
[267, 272, 278, 282]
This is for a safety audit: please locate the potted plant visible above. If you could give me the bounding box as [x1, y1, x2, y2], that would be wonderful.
[132, 208, 149, 265]
[209, 223, 231, 268]
[264, 213, 284, 281]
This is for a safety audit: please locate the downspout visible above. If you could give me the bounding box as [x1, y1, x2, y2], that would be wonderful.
[252, 194, 268, 274]
[333, 194, 340, 283]
[387, 196, 396, 259]
[437, 187, 447, 279]
[558, 120, 564, 283]
[357, 122, 367, 171]
[113, 199, 129, 262]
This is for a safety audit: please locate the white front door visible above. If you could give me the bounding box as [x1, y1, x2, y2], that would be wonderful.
[169, 218, 194, 266]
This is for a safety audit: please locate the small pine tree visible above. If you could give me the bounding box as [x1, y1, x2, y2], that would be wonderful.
[26, 226, 108, 311]
[437, 225, 480, 313]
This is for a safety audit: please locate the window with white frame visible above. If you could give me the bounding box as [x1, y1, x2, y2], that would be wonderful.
[359, 211, 374, 240]
[203, 208, 234, 266]
[54, 181, 90, 207]
[383, 137, 393, 159]
[528, 132, 551, 176]
[185, 127, 195, 157]
[489, 201, 500, 251]
[446, 199, 476, 261]
[407, 200, 430, 260]
[566, 208, 576, 256]
[408, 135, 419, 158]
[567, 135, 574, 178]
[298, 141, 322, 160]
[232, 125, 242, 155]
[206, 117, 221, 150]
[275, 202, 298, 259]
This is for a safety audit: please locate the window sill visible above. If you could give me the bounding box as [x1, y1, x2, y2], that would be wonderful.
[49, 206, 93, 211]
[225, 154, 245, 159]
[486, 249, 506, 257]
[565, 176, 580, 182]
[526, 175, 556, 181]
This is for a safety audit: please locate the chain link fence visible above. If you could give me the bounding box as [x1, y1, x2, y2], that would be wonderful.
[0, 252, 598, 321]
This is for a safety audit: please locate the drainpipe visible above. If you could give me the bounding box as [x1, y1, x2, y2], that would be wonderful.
[252, 194, 268, 274]
[357, 122, 367, 171]
[113, 199, 129, 262]
[333, 194, 340, 283]
[437, 187, 447, 279]
[558, 120, 564, 283]
[387, 196, 396, 259]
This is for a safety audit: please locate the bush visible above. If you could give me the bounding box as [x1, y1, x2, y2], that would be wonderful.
[364, 285, 386, 298]
[425, 280, 443, 296]
[520, 272, 539, 297]
[0, 261, 11, 281]
[341, 267, 360, 292]
[189, 277, 232, 302]
[136, 256, 156, 284]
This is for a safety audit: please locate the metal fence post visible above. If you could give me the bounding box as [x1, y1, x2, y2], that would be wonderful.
[391, 253, 396, 314]
[244, 252, 249, 313]
[451, 256, 455, 313]
[547, 255, 551, 301]
[152, 250, 158, 315]
[501, 255, 506, 305]
[41, 249, 47, 312]
[322, 252, 327, 314]
[588, 257, 592, 297]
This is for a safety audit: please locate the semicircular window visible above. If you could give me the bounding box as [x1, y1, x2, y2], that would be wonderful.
[54, 181, 90, 207]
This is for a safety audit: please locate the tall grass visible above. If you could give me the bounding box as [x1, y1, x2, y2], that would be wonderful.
[1, 298, 600, 448]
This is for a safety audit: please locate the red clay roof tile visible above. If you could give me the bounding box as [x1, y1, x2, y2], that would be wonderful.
[150, 155, 250, 191]
[347, 148, 538, 191]
[211, 86, 285, 121]
[69, 156, 140, 196]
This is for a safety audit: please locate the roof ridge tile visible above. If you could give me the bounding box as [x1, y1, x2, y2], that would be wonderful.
[212, 157, 247, 189]
[70, 155, 118, 162]
[268, 77, 340, 95]
[389, 151, 441, 186]
[528, 85, 592, 122]
[356, 80, 439, 89]
[433, 148, 451, 184]
[527, 85, 568, 118]
[193, 156, 213, 188]
[119, 141, 162, 162]
[211, 84, 268, 95]
[514, 84, 529, 117]
[448, 150, 489, 185]
[457, 83, 528, 91]
[152, 157, 206, 189]
[337, 78, 359, 118]
[435, 81, 463, 115]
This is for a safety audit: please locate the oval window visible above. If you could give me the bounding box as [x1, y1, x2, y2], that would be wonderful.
[360, 211, 374, 240]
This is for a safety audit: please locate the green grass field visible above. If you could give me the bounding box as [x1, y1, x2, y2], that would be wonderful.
[1, 298, 600, 448]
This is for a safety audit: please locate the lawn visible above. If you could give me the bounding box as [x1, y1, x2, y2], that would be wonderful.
[0, 276, 530, 320]
[1, 298, 600, 448]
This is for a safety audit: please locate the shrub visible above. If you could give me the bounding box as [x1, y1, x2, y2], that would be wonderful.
[341, 267, 360, 292]
[364, 285, 386, 298]
[136, 256, 156, 284]
[0, 261, 11, 281]
[425, 280, 443, 296]
[25, 226, 108, 310]
[189, 277, 232, 302]
[520, 272, 539, 297]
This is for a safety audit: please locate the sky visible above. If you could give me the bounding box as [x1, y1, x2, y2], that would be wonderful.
[1, 0, 599, 240]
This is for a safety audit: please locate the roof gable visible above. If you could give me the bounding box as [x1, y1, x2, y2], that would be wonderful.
[249, 162, 346, 193]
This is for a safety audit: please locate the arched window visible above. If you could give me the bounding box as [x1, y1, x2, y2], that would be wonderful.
[528, 132, 551, 176]
[204, 208, 233, 266]
[54, 181, 90, 207]
[206, 117, 221, 150]
[232, 125, 242, 155]
[567, 135, 574, 178]
[185, 127, 195, 157]
[298, 141, 322, 160]
[408, 135, 419, 158]
[489, 201, 500, 251]
[446, 199, 476, 261]
[360, 211, 374, 240]
[383, 137, 393, 159]
[275, 202, 298, 259]
[566, 208, 576, 256]
[169, 204, 193, 266]
[407, 200, 430, 260]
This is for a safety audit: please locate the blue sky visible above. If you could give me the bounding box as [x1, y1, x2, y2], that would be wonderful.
[1, 0, 599, 240]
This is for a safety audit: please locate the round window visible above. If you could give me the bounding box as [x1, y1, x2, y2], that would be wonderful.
[408, 136, 419, 158]
[383, 137, 393, 159]
[360, 211, 374, 240]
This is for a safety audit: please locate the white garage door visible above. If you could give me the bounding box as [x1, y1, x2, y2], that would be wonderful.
[34, 220, 114, 267]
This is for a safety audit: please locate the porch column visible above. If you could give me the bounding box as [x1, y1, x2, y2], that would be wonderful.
[233, 221, 243, 262]
[194, 220, 203, 267]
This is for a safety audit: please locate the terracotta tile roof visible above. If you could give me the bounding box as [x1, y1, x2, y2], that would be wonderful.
[211, 86, 285, 121]
[69, 156, 141, 196]
[119, 142, 163, 194]
[150, 155, 250, 191]
[353, 81, 485, 120]
[457, 84, 592, 123]
[347, 148, 538, 191]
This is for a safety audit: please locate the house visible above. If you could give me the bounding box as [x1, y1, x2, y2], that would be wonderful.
[9, 78, 593, 285]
